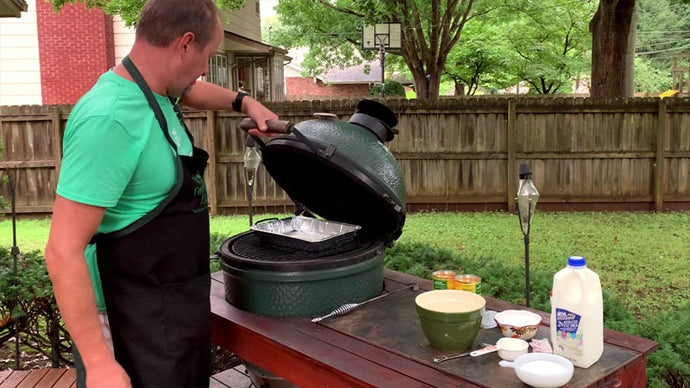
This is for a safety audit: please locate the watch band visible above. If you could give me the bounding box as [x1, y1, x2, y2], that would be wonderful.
[232, 92, 246, 112]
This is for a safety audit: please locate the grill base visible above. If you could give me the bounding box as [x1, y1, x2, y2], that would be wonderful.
[219, 231, 385, 317]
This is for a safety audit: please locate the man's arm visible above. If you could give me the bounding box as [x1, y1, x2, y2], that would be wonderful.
[45, 195, 131, 388]
[179, 81, 278, 135]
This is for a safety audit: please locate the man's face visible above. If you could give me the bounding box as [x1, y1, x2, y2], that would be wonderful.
[171, 20, 223, 97]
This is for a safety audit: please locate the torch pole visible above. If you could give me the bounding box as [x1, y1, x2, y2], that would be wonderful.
[524, 233, 530, 308]
[8, 171, 20, 369]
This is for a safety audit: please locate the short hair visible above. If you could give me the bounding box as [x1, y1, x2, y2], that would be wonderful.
[136, 0, 220, 48]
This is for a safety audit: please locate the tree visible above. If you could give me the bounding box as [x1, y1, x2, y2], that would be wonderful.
[441, 1, 594, 95]
[589, 0, 637, 98]
[442, 20, 514, 95]
[274, 0, 499, 99]
[502, 0, 595, 94]
[48, 0, 246, 25]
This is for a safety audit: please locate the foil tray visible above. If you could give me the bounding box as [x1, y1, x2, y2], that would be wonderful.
[250, 216, 361, 252]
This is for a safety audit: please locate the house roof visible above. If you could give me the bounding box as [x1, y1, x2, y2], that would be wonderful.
[0, 0, 27, 17]
[318, 63, 382, 85]
[223, 30, 289, 57]
[317, 61, 413, 85]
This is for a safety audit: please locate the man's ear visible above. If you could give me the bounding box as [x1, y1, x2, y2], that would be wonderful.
[179, 32, 195, 53]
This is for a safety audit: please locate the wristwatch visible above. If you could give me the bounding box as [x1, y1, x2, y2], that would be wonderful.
[233, 92, 246, 112]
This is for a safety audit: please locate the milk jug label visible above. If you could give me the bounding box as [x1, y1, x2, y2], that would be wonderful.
[555, 308, 582, 336]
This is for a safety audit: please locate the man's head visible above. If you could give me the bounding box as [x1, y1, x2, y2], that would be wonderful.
[136, 0, 219, 49]
[134, 0, 223, 97]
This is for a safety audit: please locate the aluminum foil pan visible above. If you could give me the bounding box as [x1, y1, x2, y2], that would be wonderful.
[250, 216, 361, 251]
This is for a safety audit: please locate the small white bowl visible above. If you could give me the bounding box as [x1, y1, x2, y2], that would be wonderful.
[496, 337, 528, 361]
[494, 309, 542, 340]
[500, 353, 574, 388]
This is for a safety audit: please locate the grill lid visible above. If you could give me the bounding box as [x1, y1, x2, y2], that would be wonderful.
[259, 100, 406, 245]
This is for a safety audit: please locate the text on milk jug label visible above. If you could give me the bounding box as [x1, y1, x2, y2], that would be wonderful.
[555, 308, 584, 355]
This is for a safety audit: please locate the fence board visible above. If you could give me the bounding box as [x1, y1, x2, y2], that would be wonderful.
[1, 97, 690, 215]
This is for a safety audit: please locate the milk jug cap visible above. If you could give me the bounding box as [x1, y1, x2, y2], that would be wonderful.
[567, 256, 586, 267]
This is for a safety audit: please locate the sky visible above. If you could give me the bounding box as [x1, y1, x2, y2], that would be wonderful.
[260, 0, 278, 18]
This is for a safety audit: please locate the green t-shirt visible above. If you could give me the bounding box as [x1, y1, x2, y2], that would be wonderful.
[56, 70, 193, 310]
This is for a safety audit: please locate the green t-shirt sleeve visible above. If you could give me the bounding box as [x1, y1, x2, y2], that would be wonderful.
[57, 114, 142, 207]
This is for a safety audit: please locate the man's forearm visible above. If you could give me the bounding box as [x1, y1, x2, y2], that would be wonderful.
[45, 247, 113, 368]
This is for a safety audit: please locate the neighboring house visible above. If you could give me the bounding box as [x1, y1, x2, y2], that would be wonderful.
[286, 62, 383, 100]
[0, 0, 289, 105]
[0, 0, 27, 17]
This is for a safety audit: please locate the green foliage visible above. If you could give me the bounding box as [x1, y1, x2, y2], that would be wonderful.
[634, 57, 673, 93]
[499, 0, 595, 94]
[48, 0, 246, 26]
[637, 0, 690, 75]
[640, 303, 690, 388]
[443, 20, 515, 95]
[0, 247, 71, 367]
[369, 80, 406, 97]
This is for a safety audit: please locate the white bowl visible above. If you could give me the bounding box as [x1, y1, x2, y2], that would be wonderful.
[496, 337, 528, 361]
[494, 309, 542, 340]
[500, 353, 574, 388]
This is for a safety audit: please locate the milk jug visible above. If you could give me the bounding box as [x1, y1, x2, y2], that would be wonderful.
[550, 256, 603, 368]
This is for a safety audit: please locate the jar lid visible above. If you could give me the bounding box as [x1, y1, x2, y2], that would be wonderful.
[567, 256, 586, 267]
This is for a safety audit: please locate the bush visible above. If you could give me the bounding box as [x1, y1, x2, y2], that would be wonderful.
[369, 80, 406, 97]
[0, 247, 72, 368]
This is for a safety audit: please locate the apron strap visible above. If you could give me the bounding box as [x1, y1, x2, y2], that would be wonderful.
[122, 55, 180, 152]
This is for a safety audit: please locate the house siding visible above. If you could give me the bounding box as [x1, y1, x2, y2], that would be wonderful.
[35, 0, 114, 104]
[0, 0, 41, 105]
[113, 16, 135, 65]
[223, 0, 260, 42]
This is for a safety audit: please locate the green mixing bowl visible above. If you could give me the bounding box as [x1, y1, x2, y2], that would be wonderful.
[415, 290, 486, 351]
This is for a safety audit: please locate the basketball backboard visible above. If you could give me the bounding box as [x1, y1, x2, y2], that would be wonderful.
[362, 23, 402, 51]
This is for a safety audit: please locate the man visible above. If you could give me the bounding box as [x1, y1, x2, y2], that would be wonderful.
[44, 0, 277, 387]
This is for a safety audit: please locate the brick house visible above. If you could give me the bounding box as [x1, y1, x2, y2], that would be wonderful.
[286, 62, 382, 100]
[0, 0, 289, 105]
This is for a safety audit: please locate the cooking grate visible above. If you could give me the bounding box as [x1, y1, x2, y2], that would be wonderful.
[222, 231, 381, 271]
[231, 232, 361, 262]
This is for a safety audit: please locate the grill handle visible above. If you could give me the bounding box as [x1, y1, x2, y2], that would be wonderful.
[240, 118, 294, 134]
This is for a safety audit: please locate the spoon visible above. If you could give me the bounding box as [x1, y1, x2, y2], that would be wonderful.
[433, 343, 493, 364]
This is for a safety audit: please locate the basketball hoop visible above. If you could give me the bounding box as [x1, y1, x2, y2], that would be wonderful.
[362, 23, 402, 97]
[362, 23, 402, 51]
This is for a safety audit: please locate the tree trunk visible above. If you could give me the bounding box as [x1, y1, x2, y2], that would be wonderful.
[589, 0, 636, 98]
[624, 5, 638, 97]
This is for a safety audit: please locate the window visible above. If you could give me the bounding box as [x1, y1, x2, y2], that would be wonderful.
[207, 53, 229, 89]
[256, 0, 260, 14]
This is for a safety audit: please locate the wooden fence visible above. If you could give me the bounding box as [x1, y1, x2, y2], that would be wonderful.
[1, 97, 689, 216]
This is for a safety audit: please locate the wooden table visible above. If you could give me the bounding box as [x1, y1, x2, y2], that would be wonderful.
[210, 269, 658, 388]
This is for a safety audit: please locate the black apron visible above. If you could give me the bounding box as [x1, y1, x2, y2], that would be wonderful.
[92, 56, 211, 387]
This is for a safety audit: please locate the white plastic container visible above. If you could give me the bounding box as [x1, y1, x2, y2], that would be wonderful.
[550, 256, 603, 368]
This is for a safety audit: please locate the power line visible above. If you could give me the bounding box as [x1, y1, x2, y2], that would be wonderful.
[636, 44, 690, 55]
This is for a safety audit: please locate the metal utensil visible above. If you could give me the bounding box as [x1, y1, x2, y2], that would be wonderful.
[311, 283, 418, 323]
[433, 343, 494, 364]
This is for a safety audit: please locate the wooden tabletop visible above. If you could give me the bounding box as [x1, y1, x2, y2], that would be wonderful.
[210, 269, 657, 388]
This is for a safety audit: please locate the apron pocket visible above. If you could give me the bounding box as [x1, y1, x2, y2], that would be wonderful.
[162, 272, 211, 353]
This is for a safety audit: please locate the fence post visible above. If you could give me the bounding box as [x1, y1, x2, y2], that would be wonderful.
[507, 98, 517, 213]
[206, 110, 218, 216]
[655, 99, 667, 212]
[51, 107, 62, 178]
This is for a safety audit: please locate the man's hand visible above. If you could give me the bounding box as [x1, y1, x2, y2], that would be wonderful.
[86, 360, 132, 388]
[243, 98, 279, 137]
